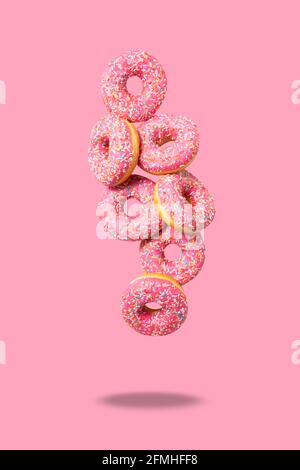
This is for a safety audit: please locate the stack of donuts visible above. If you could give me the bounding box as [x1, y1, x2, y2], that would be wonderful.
[88, 50, 215, 336]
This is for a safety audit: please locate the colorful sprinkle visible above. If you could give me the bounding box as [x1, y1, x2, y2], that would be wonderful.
[140, 234, 205, 285]
[154, 170, 216, 235]
[96, 175, 160, 241]
[101, 50, 167, 122]
[139, 114, 199, 174]
[88, 115, 139, 186]
[121, 274, 188, 336]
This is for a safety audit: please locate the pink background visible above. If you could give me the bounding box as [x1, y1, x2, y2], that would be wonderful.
[0, 0, 299, 450]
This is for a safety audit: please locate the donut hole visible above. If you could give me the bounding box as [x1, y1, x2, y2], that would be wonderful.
[145, 302, 162, 312]
[158, 137, 175, 150]
[124, 197, 142, 218]
[164, 243, 182, 260]
[127, 76, 143, 95]
[154, 130, 178, 149]
[99, 136, 109, 157]
[182, 188, 193, 205]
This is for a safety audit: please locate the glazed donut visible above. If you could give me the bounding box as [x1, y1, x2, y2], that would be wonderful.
[121, 273, 188, 336]
[96, 175, 160, 241]
[88, 115, 139, 186]
[101, 50, 167, 122]
[154, 171, 215, 235]
[138, 114, 199, 174]
[140, 235, 205, 285]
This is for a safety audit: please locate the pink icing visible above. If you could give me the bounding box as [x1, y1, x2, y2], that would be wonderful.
[139, 114, 199, 174]
[88, 115, 137, 186]
[121, 275, 188, 336]
[96, 175, 160, 241]
[140, 235, 205, 285]
[101, 50, 167, 122]
[155, 170, 216, 233]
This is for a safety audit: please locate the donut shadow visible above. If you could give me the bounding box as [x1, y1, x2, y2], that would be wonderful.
[99, 392, 203, 409]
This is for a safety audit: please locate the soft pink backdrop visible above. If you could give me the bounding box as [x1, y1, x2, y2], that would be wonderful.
[0, 0, 299, 450]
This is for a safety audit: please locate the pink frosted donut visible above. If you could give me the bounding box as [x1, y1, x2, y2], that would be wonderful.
[101, 50, 167, 122]
[121, 274, 188, 336]
[140, 235, 205, 285]
[138, 114, 199, 174]
[88, 115, 139, 186]
[96, 175, 160, 241]
[154, 171, 215, 235]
